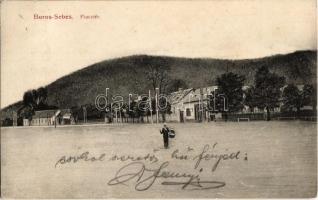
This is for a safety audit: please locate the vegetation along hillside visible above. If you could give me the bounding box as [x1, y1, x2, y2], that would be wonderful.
[1, 50, 316, 119]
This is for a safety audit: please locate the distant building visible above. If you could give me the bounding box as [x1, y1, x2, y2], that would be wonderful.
[29, 110, 59, 126]
[25, 109, 74, 126]
[12, 111, 18, 126]
[167, 88, 193, 122]
[167, 84, 309, 122]
[59, 109, 74, 125]
[23, 118, 30, 126]
[167, 86, 218, 122]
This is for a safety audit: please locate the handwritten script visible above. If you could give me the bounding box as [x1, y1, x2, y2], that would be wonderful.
[54, 143, 246, 191]
[108, 161, 226, 191]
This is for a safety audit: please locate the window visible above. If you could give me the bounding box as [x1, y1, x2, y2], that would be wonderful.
[186, 108, 191, 116]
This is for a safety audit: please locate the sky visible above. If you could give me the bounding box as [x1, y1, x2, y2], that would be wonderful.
[1, 0, 317, 108]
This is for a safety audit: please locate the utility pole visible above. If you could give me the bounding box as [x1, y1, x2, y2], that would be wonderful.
[119, 109, 122, 123]
[115, 109, 117, 123]
[149, 90, 153, 124]
[104, 109, 107, 123]
[200, 87, 204, 122]
[106, 88, 109, 124]
[83, 106, 87, 124]
[129, 94, 132, 123]
[54, 113, 57, 128]
[155, 88, 159, 123]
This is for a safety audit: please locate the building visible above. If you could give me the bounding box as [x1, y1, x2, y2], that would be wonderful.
[25, 109, 74, 126]
[167, 85, 296, 122]
[167, 86, 219, 122]
[23, 118, 30, 126]
[59, 109, 74, 125]
[167, 88, 192, 122]
[28, 110, 59, 126]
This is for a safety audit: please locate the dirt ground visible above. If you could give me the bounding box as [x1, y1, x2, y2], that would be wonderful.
[1, 121, 316, 198]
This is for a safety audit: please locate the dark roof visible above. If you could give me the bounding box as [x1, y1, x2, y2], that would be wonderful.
[168, 86, 217, 104]
[168, 88, 193, 105]
[33, 110, 58, 118]
[59, 109, 71, 116]
[183, 86, 217, 103]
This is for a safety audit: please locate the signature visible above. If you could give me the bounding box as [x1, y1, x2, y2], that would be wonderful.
[108, 161, 225, 191]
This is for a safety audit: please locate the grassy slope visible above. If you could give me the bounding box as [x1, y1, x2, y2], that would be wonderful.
[1, 50, 316, 119]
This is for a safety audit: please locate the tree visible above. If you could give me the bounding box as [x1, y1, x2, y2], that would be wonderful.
[145, 59, 171, 94]
[302, 84, 317, 112]
[19, 106, 34, 120]
[128, 100, 141, 123]
[253, 66, 285, 121]
[22, 87, 48, 109]
[216, 72, 245, 113]
[31, 89, 39, 106]
[158, 97, 171, 122]
[244, 86, 257, 112]
[20, 87, 50, 122]
[23, 90, 34, 109]
[209, 89, 227, 113]
[166, 79, 188, 93]
[37, 87, 48, 105]
[282, 84, 302, 116]
[146, 97, 172, 123]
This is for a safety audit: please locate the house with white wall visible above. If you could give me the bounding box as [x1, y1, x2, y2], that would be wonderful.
[24, 109, 74, 126]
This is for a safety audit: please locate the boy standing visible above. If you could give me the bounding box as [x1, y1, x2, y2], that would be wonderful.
[160, 123, 170, 149]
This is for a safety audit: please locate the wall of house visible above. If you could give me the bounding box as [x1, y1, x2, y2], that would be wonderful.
[23, 119, 30, 126]
[31, 117, 53, 126]
[169, 105, 182, 122]
[183, 103, 195, 120]
[169, 102, 203, 122]
[169, 102, 189, 122]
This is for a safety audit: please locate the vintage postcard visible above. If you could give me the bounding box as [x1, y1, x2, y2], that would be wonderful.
[1, 0, 317, 198]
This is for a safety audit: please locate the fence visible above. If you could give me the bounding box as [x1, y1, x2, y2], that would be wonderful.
[223, 112, 317, 122]
[73, 111, 317, 124]
[224, 113, 265, 121]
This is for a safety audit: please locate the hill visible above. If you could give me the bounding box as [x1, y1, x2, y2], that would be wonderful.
[1, 50, 316, 119]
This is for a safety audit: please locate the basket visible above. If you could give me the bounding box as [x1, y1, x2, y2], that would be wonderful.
[169, 129, 176, 138]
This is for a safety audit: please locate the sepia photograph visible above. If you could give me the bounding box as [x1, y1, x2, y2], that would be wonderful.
[1, 0, 317, 198]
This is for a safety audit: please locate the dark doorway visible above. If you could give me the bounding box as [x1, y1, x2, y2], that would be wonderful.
[179, 111, 184, 122]
[194, 104, 203, 122]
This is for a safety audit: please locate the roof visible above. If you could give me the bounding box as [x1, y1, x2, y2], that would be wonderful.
[62, 113, 72, 119]
[168, 84, 307, 105]
[183, 86, 218, 104]
[167, 88, 193, 105]
[168, 86, 218, 104]
[33, 110, 59, 118]
[59, 109, 71, 116]
[32, 109, 72, 119]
